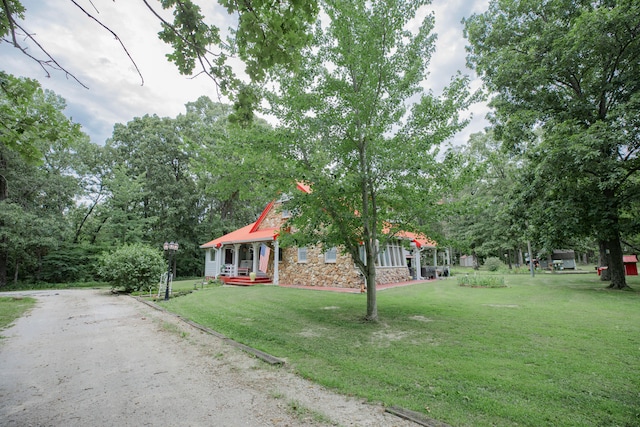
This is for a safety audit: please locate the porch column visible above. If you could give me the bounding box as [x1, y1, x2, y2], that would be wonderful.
[252, 242, 260, 273]
[413, 244, 422, 280]
[233, 244, 241, 276]
[215, 247, 222, 278]
[273, 239, 279, 285]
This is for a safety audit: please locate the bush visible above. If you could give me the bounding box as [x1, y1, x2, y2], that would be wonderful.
[483, 257, 504, 272]
[98, 244, 165, 293]
[458, 274, 506, 288]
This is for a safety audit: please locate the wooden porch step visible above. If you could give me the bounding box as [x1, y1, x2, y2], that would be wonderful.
[223, 276, 272, 286]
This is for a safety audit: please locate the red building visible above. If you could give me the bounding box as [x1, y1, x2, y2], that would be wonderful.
[623, 255, 638, 276]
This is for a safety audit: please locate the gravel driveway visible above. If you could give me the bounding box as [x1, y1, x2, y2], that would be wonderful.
[0, 289, 416, 426]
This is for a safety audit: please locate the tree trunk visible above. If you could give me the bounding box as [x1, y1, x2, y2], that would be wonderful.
[605, 235, 628, 290]
[598, 240, 611, 281]
[365, 268, 377, 321]
[13, 258, 19, 285]
[0, 152, 7, 287]
[518, 248, 524, 267]
[0, 244, 7, 288]
[364, 241, 378, 321]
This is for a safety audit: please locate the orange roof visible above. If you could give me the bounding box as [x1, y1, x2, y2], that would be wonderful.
[200, 181, 436, 249]
[200, 223, 279, 248]
[396, 230, 437, 248]
[296, 182, 312, 193]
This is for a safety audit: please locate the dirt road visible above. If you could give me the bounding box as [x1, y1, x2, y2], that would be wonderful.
[0, 289, 415, 426]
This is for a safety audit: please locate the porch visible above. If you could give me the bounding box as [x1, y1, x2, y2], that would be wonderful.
[219, 264, 273, 286]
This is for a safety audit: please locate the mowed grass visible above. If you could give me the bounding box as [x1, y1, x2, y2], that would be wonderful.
[0, 296, 36, 335]
[160, 273, 640, 427]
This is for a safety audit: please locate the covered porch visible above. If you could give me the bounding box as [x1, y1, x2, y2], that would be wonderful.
[218, 242, 274, 285]
[200, 223, 282, 286]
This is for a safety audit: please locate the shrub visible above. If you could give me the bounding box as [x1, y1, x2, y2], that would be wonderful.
[98, 244, 165, 293]
[483, 257, 504, 272]
[458, 274, 506, 288]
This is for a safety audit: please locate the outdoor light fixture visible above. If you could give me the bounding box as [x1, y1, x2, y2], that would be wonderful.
[163, 241, 179, 300]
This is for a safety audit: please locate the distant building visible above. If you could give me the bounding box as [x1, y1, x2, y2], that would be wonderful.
[623, 255, 638, 276]
[460, 255, 475, 267]
[539, 250, 576, 270]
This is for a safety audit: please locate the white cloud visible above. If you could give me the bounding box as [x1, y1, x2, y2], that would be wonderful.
[2, 0, 491, 147]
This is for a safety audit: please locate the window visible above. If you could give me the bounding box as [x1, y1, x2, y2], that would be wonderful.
[298, 247, 308, 263]
[324, 247, 337, 263]
[383, 247, 391, 266]
[359, 246, 366, 265]
[374, 241, 406, 267]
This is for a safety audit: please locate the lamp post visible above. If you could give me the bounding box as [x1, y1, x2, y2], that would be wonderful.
[163, 241, 179, 301]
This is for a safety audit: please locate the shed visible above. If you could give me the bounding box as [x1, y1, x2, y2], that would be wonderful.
[623, 255, 638, 276]
[460, 255, 475, 267]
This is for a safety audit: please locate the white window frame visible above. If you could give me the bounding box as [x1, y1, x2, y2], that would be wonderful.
[324, 247, 337, 263]
[297, 247, 308, 263]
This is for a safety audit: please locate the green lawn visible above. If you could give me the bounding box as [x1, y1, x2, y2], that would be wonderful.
[0, 296, 36, 336]
[160, 273, 640, 427]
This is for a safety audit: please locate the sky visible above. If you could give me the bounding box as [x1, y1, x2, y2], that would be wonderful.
[3, 0, 491, 147]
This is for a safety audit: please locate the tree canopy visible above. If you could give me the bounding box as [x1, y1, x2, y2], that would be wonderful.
[0, 71, 88, 286]
[464, 0, 640, 289]
[0, 70, 271, 286]
[266, 0, 475, 320]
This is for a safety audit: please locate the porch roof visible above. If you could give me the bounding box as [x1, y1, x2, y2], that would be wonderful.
[200, 223, 278, 248]
[396, 231, 437, 249]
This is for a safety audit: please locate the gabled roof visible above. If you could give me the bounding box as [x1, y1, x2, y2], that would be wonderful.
[623, 254, 638, 263]
[200, 197, 281, 249]
[199, 223, 278, 248]
[200, 181, 436, 249]
[396, 231, 437, 249]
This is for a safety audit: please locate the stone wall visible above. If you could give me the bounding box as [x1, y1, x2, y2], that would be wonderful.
[278, 245, 412, 289]
[257, 201, 286, 230]
[376, 266, 413, 284]
[279, 246, 363, 288]
[254, 199, 413, 288]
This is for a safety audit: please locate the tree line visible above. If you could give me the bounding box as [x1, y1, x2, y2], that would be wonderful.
[0, 72, 277, 285]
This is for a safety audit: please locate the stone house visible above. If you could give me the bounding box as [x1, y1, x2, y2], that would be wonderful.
[200, 183, 435, 289]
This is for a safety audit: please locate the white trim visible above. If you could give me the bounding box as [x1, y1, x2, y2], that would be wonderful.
[298, 247, 308, 263]
[324, 247, 337, 263]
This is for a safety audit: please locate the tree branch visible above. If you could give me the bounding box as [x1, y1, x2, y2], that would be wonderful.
[140, 0, 225, 89]
[1, 0, 18, 46]
[2, 0, 89, 88]
[69, 0, 144, 86]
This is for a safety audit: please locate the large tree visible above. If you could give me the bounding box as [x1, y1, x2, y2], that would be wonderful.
[104, 114, 205, 275]
[446, 131, 526, 266]
[0, 71, 87, 285]
[464, 0, 640, 289]
[267, 0, 474, 320]
[177, 96, 276, 230]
